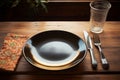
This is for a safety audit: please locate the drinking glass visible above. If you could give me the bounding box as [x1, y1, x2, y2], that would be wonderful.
[90, 0, 111, 33]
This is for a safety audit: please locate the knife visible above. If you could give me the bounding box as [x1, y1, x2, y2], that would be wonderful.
[83, 31, 97, 69]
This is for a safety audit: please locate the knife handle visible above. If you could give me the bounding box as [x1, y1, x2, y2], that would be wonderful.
[89, 49, 98, 69]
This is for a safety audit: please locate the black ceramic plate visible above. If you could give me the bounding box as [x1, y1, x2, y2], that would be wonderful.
[23, 30, 87, 70]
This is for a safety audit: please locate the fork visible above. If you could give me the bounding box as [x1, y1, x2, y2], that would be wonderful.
[93, 34, 109, 69]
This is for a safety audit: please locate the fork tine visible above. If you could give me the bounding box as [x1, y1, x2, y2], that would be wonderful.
[93, 34, 100, 43]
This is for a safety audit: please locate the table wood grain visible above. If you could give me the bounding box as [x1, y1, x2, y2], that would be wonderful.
[0, 21, 120, 80]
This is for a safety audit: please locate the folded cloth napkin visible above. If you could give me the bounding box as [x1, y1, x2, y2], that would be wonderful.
[0, 33, 28, 71]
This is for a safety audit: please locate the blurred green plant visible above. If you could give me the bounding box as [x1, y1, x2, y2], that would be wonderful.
[0, 0, 47, 12]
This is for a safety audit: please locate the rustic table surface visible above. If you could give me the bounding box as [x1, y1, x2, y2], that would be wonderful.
[0, 21, 120, 80]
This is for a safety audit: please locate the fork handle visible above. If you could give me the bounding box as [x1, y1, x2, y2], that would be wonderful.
[98, 46, 109, 69]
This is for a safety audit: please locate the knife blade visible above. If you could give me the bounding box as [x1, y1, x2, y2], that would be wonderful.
[83, 31, 97, 69]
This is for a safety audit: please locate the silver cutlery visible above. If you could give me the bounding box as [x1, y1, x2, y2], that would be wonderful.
[93, 34, 109, 69]
[83, 31, 97, 69]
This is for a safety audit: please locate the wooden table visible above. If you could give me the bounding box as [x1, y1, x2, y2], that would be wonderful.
[0, 21, 120, 80]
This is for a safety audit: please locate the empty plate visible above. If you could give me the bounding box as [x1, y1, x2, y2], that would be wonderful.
[23, 30, 87, 70]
